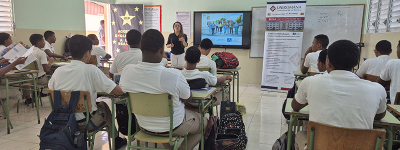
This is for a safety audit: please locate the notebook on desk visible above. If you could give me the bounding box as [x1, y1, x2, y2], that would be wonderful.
[191, 87, 213, 93]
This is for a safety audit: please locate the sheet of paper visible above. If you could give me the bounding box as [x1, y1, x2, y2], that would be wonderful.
[3, 44, 27, 63]
[21, 46, 34, 57]
[15, 53, 36, 70]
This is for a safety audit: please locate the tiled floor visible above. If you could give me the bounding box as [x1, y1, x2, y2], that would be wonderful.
[0, 84, 288, 149]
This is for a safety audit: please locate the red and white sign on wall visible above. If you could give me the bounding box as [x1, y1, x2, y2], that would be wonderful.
[144, 5, 162, 32]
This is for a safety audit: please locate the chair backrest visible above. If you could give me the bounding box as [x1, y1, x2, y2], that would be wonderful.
[197, 68, 211, 73]
[308, 72, 322, 76]
[128, 93, 171, 117]
[47, 89, 92, 113]
[307, 121, 386, 150]
[362, 74, 379, 82]
[394, 92, 400, 105]
[87, 55, 97, 66]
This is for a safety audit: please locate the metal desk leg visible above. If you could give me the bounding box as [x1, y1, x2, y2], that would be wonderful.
[111, 96, 116, 150]
[5, 78, 12, 134]
[236, 71, 239, 103]
[200, 100, 204, 150]
[33, 75, 40, 124]
[287, 116, 301, 150]
[232, 72, 235, 103]
[383, 126, 393, 150]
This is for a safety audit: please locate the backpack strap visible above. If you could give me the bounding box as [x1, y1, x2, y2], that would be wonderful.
[53, 90, 63, 109]
[68, 91, 80, 111]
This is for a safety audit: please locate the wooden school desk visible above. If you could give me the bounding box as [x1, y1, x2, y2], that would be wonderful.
[217, 67, 240, 103]
[284, 98, 400, 150]
[1, 70, 40, 134]
[293, 71, 307, 81]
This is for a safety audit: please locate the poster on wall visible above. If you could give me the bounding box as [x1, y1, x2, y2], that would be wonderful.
[144, 5, 162, 32]
[261, 1, 306, 90]
[110, 4, 144, 57]
[176, 11, 191, 39]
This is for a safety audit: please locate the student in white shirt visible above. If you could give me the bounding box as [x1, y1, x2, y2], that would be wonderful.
[185, 38, 217, 76]
[119, 29, 206, 150]
[23, 34, 55, 105]
[357, 40, 392, 77]
[378, 40, 400, 104]
[301, 34, 329, 74]
[292, 40, 387, 150]
[43, 31, 68, 61]
[109, 29, 142, 79]
[48, 35, 127, 149]
[87, 34, 111, 67]
[0, 33, 26, 57]
[182, 46, 232, 107]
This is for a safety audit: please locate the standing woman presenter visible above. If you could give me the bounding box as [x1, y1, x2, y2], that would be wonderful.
[166, 22, 188, 66]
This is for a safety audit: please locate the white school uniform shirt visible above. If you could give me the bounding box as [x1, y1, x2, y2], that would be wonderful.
[183, 55, 217, 76]
[181, 68, 217, 86]
[43, 41, 55, 53]
[295, 70, 387, 129]
[356, 55, 392, 77]
[119, 62, 191, 132]
[48, 60, 117, 120]
[91, 45, 108, 67]
[304, 50, 323, 73]
[380, 59, 400, 104]
[109, 48, 142, 74]
[32, 46, 49, 77]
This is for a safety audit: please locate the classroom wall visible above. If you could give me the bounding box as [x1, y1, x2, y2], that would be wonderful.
[116, 0, 369, 84]
[12, 0, 86, 55]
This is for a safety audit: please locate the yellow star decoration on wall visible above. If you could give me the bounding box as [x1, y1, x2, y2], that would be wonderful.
[113, 40, 116, 44]
[113, 8, 117, 12]
[139, 20, 143, 25]
[135, 7, 139, 11]
[116, 48, 120, 53]
[120, 10, 135, 26]
[111, 21, 115, 25]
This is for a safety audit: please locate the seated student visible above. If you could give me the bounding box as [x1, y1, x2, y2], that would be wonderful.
[119, 29, 206, 150]
[301, 34, 329, 74]
[184, 38, 217, 76]
[292, 40, 387, 150]
[357, 40, 392, 77]
[182, 46, 232, 106]
[109, 29, 142, 79]
[43, 31, 68, 61]
[47, 35, 127, 149]
[377, 40, 400, 104]
[87, 34, 111, 67]
[0, 33, 26, 57]
[23, 34, 55, 105]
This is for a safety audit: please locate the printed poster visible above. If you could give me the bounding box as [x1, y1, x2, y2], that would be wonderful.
[176, 11, 191, 39]
[261, 1, 306, 90]
[144, 5, 162, 32]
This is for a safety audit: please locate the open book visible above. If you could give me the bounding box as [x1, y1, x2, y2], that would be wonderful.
[3, 44, 37, 70]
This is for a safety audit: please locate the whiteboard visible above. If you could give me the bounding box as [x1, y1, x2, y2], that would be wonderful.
[250, 5, 365, 58]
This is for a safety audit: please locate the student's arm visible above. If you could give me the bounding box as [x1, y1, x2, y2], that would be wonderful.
[377, 62, 392, 87]
[111, 85, 124, 95]
[42, 57, 55, 73]
[301, 47, 313, 74]
[102, 37, 105, 44]
[217, 75, 232, 85]
[109, 73, 114, 80]
[291, 77, 309, 111]
[181, 92, 192, 103]
[166, 35, 174, 48]
[355, 60, 368, 78]
[377, 77, 390, 88]
[375, 112, 386, 120]
[105, 54, 111, 59]
[375, 86, 387, 120]
[292, 97, 308, 112]
[44, 49, 68, 61]
[0, 57, 27, 76]
[179, 35, 188, 47]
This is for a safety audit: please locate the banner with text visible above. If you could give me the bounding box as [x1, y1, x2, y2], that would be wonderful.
[261, 1, 306, 90]
[110, 4, 144, 57]
[144, 5, 162, 32]
[176, 12, 191, 39]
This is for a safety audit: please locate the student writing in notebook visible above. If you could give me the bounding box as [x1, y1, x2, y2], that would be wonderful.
[301, 34, 329, 74]
[356, 40, 392, 77]
[48, 35, 127, 149]
[292, 40, 386, 150]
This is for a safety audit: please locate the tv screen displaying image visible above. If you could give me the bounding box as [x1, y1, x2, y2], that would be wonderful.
[194, 11, 251, 49]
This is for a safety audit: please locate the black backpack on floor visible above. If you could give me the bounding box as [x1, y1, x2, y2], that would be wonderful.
[39, 91, 87, 150]
[218, 111, 248, 150]
[116, 103, 137, 135]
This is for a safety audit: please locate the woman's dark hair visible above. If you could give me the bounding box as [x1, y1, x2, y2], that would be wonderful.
[327, 40, 360, 71]
[0, 33, 10, 45]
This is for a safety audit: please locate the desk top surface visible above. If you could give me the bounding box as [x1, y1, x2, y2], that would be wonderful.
[293, 71, 307, 77]
[388, 105, 400, 116]
[192, 87, 217, 100]
[5, 69, 38, 76]
[217, 67, 241, 72]
[295, 80, 302, 88]
[285, 98, 400, 127]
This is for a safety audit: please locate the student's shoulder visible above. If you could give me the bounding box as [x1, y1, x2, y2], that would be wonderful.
[387, 59, 400, 66]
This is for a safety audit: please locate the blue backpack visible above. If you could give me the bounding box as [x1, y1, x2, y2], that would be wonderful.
[39, 91, 87, 150]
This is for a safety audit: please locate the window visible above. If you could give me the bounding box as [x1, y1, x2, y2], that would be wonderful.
[368, 0, 400, 33]
[389, 0, 400, 32]
[368, 0, 379, 33]
[0, 0, 13, 35]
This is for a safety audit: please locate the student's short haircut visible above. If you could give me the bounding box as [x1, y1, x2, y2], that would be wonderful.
[68, 35, 93, 59]
[0, 33, 10, 45]
[29, 34, 44, 46]
[140, 29, 164, 53]
[185, 46, 201, 64]
[200, 38, 213, 50]
[100, 20, 104, 24]
[87, 34, 98, 41]
[327, 40, 359, 70]
[375, 40, 392, 54]
[44, 30, 55, 40]
[318, 49, 327, 64]
[314, 34, 329, 49]
[126, 29, 141, 46]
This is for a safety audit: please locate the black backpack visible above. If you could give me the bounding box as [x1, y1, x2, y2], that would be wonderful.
[39, 91, 87, 150]
[116, 103, 137, 135]
[218, 111, 248, 150]
[272, 131, 295, 150]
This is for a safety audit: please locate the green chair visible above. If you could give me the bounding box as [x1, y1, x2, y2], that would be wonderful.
[307, 121, 386, 150]
[126, 93, 188, 150]
[47, 90, 111, 150]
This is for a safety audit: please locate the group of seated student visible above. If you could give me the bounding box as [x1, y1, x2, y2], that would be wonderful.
[291, 40, 387, 150]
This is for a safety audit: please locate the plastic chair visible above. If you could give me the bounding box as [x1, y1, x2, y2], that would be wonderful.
[307, 121, 386, 150]
[126, 93, 188, 150]
[47, 90, 111, 150]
